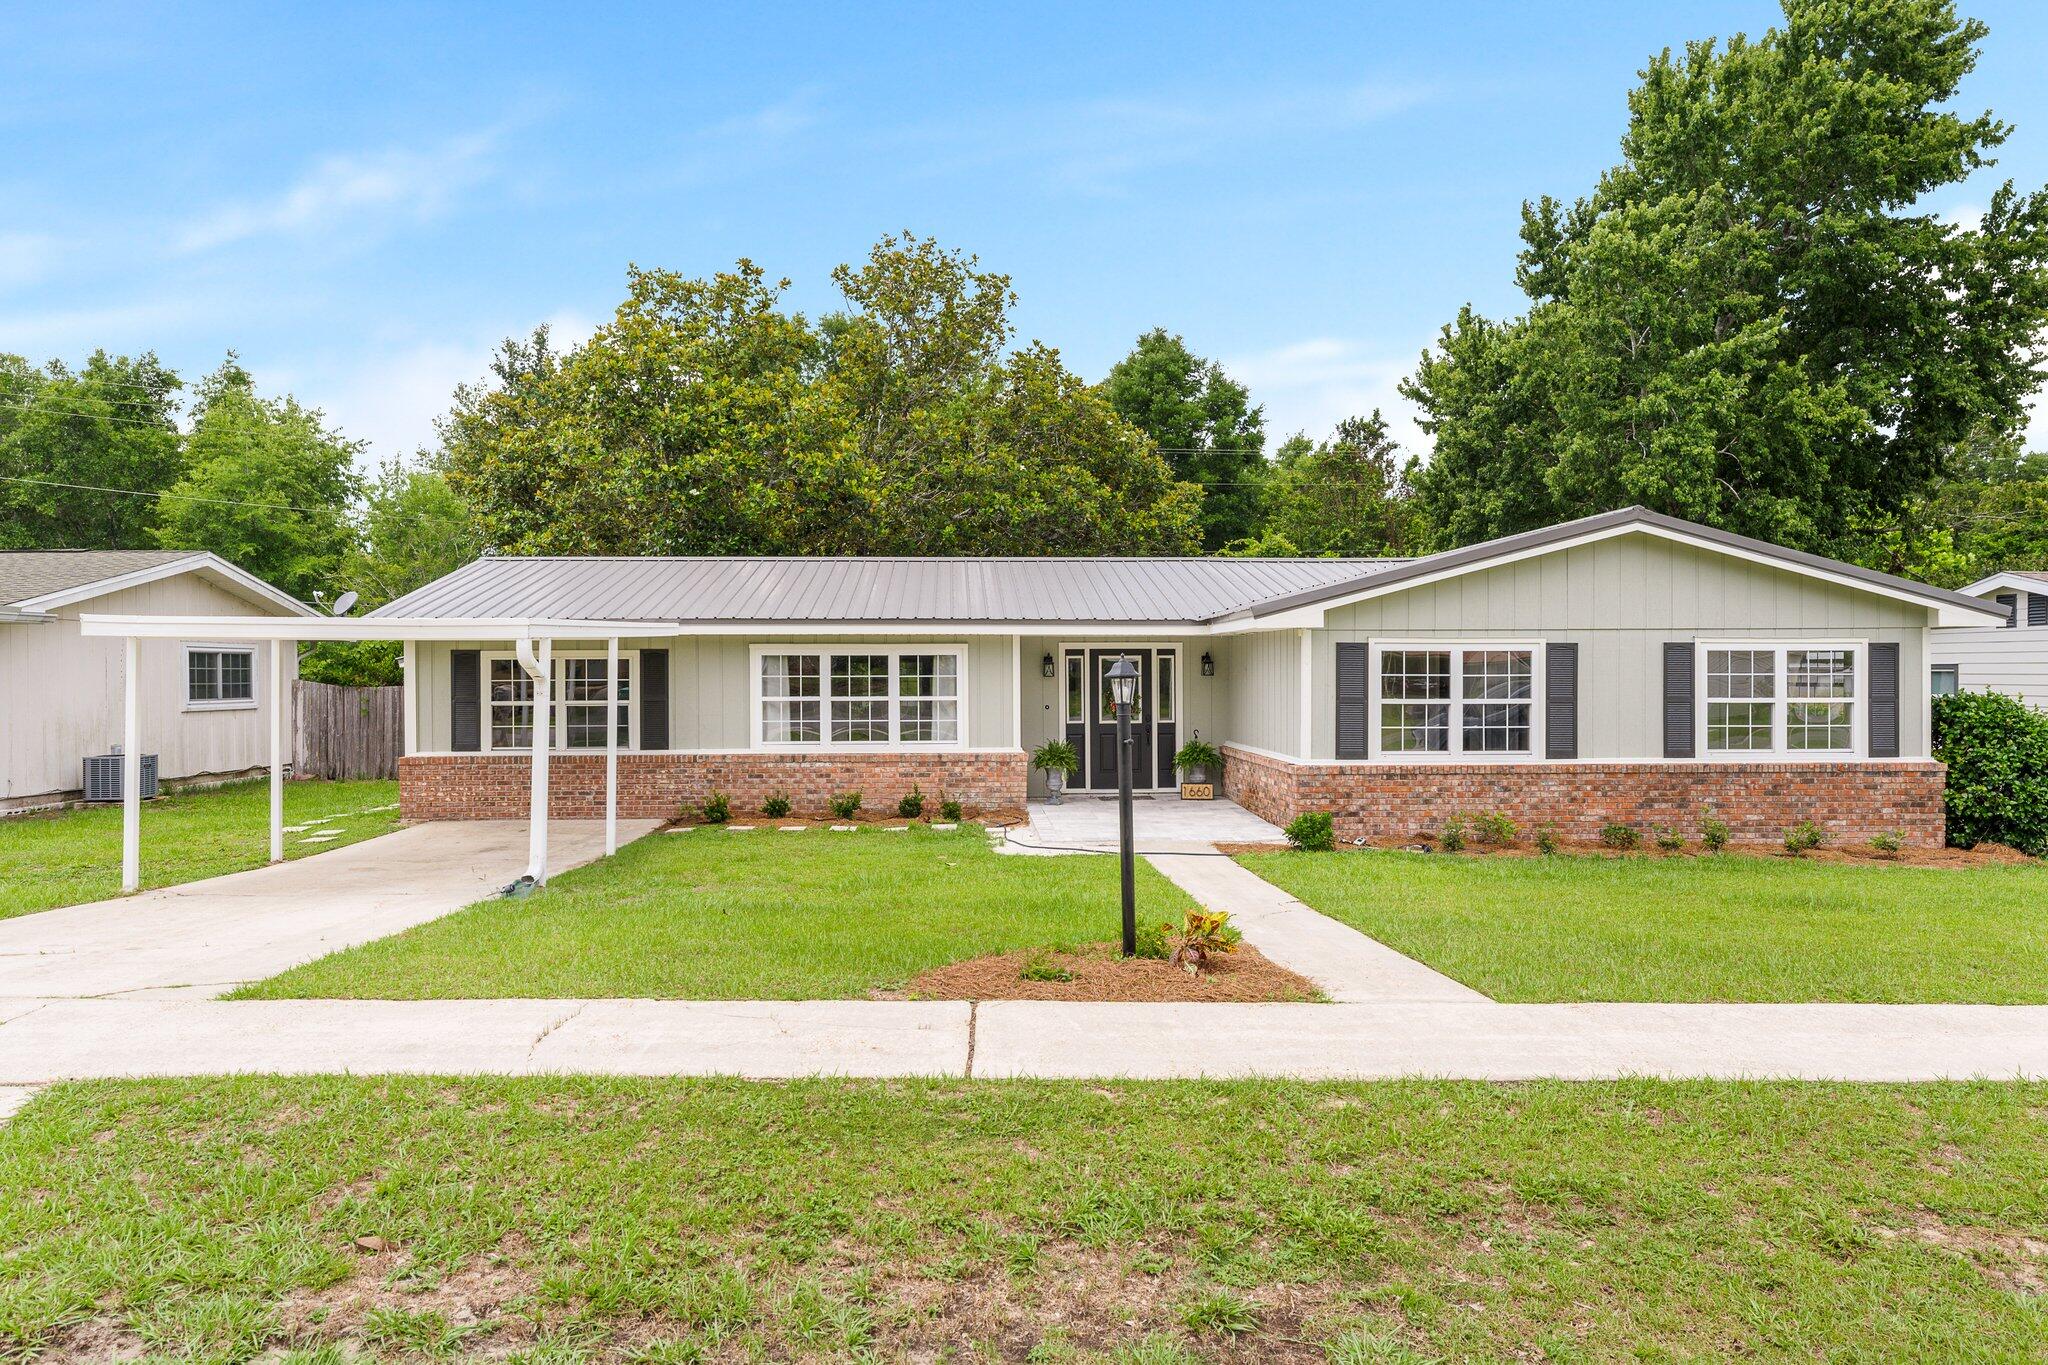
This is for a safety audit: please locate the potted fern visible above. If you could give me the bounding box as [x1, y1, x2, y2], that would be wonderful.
[1173, 736, 1222, 799]
[1031, 739, 1079, 804]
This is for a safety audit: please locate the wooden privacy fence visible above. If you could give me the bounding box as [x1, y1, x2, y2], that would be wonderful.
[292, 680, 403, 781]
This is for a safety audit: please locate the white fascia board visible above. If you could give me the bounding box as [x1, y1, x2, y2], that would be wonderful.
[78, 615, 685, 641]
[19, 554, 317, 617]
[1957, 571, 2048, 599]
[1237, 521, 2010, 629]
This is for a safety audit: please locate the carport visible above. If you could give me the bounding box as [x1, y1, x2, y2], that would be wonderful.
[78, 613, 678, 894]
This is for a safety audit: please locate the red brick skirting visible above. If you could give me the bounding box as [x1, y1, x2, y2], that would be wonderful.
[399, 750, 1029, 821]
[1222, 744, 1947, 848]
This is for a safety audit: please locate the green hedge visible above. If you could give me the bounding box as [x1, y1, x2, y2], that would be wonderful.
[1933, 690, 2048, 856]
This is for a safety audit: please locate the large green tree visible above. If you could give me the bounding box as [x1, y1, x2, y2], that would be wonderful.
[154, 360, 363, 603]
[443, 236, 1199, 555]
[1255, 412, 1425, 558]
[0, 351, 183, 550]
[1405, 0, 2048, 558]
[1100, 328, 1267, 550]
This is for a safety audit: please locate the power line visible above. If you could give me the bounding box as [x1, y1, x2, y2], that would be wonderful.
[0, 473, 336, 516]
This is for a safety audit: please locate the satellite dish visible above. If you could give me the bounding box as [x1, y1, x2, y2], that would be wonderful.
[329, 590, 359, 616]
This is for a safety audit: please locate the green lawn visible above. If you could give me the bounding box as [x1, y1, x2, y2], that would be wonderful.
[0, 779, 401, 921]
[236, 826, 1199, 1000]
[2, 1077, 2043, 1361]
[1240, 849, 2048, 1004]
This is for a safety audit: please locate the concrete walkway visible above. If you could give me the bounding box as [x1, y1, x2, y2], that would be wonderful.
[1009, 796, 1286, 852]
[0, 997, 2043, 1083]
[0, 820, 661, 1000]
[1145, 848, 1489, 1003]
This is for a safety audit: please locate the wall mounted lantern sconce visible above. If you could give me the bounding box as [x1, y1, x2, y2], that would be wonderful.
[1200, 651, 1215, 677]
[1041, 652, 1056, 678]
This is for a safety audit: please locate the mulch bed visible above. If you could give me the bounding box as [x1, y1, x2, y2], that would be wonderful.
[1215, 838, 2036, 867]
[666, 808, 1027, 832]
[895, 941, 1321, 1003]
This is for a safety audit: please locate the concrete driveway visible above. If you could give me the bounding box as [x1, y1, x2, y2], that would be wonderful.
[0, 820, 660, 1000]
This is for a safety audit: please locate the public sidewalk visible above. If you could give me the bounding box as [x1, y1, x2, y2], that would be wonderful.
[1, 997, 2044, 1083]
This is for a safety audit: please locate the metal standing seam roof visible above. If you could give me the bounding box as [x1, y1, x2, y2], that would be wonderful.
[0, 550, 203, 610]
[370, 555, 1409, 624]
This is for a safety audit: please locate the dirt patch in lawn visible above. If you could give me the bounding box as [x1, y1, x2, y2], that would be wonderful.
[895, 941, 1321, 1002]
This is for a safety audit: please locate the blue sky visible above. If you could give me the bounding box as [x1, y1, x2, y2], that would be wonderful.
[5, 1, 2046, 468]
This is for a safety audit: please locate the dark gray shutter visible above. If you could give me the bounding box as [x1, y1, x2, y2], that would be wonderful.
[1868, 641, 1900, 758]
[2030, 594, 2047, 627]
[1662, 642, 1695, 758]
[1546, 643, 1578, 759]
[450, 650, 481, 752]
[639, 648, 669, 750]
[1997, 593, 2019, 627]
[1334, 642, 1369, 760]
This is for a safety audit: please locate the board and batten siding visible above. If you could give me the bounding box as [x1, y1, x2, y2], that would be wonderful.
[1308, 532, 1933, 760]
[412, 634, 1019, 754]
[0, 575, 296, 805]
[1929, 589, 2048, 710]
[1216, 628, 1304, 759]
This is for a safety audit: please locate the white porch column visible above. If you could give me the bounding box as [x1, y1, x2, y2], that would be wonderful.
[268, 638, 290, 862]
[605, 635, 618, 857]
[121, 636, 140, 893]
[523, 637, 553, 884]
[401, 640, 418, 756]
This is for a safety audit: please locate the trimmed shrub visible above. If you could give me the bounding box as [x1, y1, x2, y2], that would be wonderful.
[1438, 816, 1467, 852]
[828, 791, 863, 819]
[1869, 830, 1903, 857]
[1935, 690, 2048, 856]
[1534, 822, 1561, 855]
[939, 797, 964, 822]
[1472, 811, 1518, 846]
[1283, 811, 1335, 851]
[1599, 823, 1639, 851]
[1653, 826, 1684, 852]
[700, 790, 731, 824]
[897, 783, 926, 819]
[1783, 820, 1827, 854]
[1700, 811, 1730, 853]
[761, 791, 792, 819]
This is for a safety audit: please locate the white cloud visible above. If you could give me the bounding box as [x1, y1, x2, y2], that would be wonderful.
[173, 130, 501, 255]
[1223, 336, 1429, 454]
[303, 310, 597, 470]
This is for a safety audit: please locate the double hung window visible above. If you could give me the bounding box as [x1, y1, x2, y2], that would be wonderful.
[185, 646, 255, 709]
[485, 652, 634, 751]
[1702, 643, 1861, 756]
[756, 648, 963, 747]
[1373, 644, 1539, 757]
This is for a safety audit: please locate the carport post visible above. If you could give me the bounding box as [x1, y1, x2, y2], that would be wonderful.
[121, 636, 140, 893]
[268, 638, 289, 863]
[605, 635, 618, 857]
[525, 636, 553, 885]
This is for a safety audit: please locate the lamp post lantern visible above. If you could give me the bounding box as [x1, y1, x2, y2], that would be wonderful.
[1105, 654, 1141, 955]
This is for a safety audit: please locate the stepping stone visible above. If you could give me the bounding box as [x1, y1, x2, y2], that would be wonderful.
[282, 824, 313, 834]
[779, 825, 808, 832]
[830, 824, 858, 832]
[883, 825, 908, 832]
[932, 823, 958, 831]
[726, 825, 755, 832]
[299, 833, 339, 844]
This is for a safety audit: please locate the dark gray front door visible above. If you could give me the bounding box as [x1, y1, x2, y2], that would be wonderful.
[1086, 648, 1154, 789]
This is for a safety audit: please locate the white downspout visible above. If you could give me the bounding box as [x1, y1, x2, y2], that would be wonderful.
[517, 636, 552, 884]
[122, 636, 140, 893]
[605, 635, 618, 857]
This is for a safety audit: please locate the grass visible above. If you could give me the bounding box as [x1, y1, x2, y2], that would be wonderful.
[0, 779, 400, 921]
[235, 826, 1199, 1000]
[1239, 848, 2048, 1003]
[1, 1076, 2044, 1360]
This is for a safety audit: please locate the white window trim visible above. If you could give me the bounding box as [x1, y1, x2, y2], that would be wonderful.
[1695, 639, 1866, 760]
[749, 644, 970, 751]
[1367, 640, 1546, 762]
[480, 648, 640, 753]
[182, 642, 259, 712]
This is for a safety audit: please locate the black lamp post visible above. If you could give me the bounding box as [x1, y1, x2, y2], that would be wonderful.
[1105, 654, 1140, 955]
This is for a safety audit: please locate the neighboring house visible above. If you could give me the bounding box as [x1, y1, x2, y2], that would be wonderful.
[1929, 570, 2048, 711]
[0, 550, 313, 812]
[316, 506, 1993, 848]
